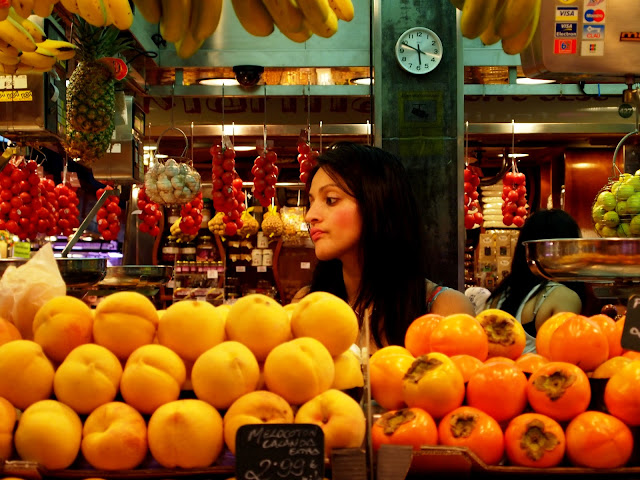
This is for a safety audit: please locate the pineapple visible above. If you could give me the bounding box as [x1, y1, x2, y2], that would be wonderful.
[64, 16, 130, 164]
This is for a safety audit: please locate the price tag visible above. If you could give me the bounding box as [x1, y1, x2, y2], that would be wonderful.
[621, 295, 640, 352]
[236, 266, 246, 273]
[257, 266, 267, 273]
[13, 242, 30, 259]
[235, 424, 324, 480]
[207, 269, 219, 279]
[0, 90, 32, 102]
[99, 57, 128, 80]
[300, 262, 311, 270]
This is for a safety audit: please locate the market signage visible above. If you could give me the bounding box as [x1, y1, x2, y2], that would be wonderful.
[621, 295, 640, 352]
[235, 424, 324, 480]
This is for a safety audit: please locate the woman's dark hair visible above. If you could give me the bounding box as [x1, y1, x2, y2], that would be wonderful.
[306, 142, 428, 347]
[489, 208, 584, 316]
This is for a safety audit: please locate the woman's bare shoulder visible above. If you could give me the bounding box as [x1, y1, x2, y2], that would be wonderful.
[291, 285, 311, 303]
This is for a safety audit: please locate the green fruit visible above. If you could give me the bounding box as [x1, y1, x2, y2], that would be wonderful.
[597, 191, 617, 211]
[618, 222, 631, 237]
[617, 184, 635, 201]
[611, 181, 622, 195]
[631, 215, 640, 236]
[616, 201, 628, 216]
[592, 205, 607, 223]
[625, 175, 640, 192]
[627, 193, 640, 215]
[602, 211, 620, 228]
[601, 226, 618, 237]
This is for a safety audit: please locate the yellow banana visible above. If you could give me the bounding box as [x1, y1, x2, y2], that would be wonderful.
[32, 0, 55, 17]
[480, 0, 505, 45]
[297, 0, 338, 38]
[36, 38, 77, 59]
[496, 0, 539, 40]
[501, 0, 540, 55]
[59, 0, 80, 14]
[327, 0, 353, 22]
[190, 0, 222, 41]
[19, 45, 55, 68]
[0, 50, 21, 64]
[0, 62, 18, 74]
[280, 25, 312, 42]
[231, 0, 274, 37]
[0, 16, 36, 52]
[8, 8, 46, 43]
[159, 0, 190, 43]
[105, 0, 133, 29]
[77, 0, 108, 26]
[11, 0, 34, 19]
[460, 0, 500, 39]
[261, 0, 304, 34]
[0, 7, 9, 20]
[175, 30, 204, 59]
[0, 38, 20, 56]
[132, 0, 161, 24]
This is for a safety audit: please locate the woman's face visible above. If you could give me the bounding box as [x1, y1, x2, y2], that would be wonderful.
[305, 168, 362, 262]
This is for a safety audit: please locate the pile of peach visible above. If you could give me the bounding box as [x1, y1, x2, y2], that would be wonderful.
[370, 310, 639, 469]
[0, 291, 367, 472]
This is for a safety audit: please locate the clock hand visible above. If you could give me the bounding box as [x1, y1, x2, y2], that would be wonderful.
[416, 43, 423, 66]
[402, 41, 419, 53]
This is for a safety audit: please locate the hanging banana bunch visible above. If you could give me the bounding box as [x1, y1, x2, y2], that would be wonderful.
[0, 3, 78, 75]
[58, 0, 134, 30]
[451, 0, 541, 55]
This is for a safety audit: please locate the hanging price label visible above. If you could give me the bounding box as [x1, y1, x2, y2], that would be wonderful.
[99, 57, 128, 81]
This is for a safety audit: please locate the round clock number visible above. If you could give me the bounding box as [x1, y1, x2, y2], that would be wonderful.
[395, 27, 443, 75]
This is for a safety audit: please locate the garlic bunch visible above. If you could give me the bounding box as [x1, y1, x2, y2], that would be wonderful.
[144, 158, 201, 205]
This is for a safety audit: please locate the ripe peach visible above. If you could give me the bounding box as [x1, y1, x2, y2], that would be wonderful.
[0, 340, 54, 410]
[120, 344, 187, 414]
[53, 343, 122, 415]
[93, 291, 159, 360]
[223, 391, 294, 455]
[14, 399, 82, 470]
[225, 294, 291, 361]
[156, 300, 226, 363]
[216, 303, 232, 322]
[290, 291, 358, 356]
[0, 396, 16, 460]
[332, 350, 364, 390]
[295, 389, 366, 454]
[0, 317, 20, 346]
[191, 341, 260, 410]
[148, 399, 224, 468]
[32, 295, 93, 364]
[263, 337, 334, 405]
[82, 401, 148, 470]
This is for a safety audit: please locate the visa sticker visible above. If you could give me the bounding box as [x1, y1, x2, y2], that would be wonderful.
[556, 6, 579, 21]
[555, 23, 578, 38]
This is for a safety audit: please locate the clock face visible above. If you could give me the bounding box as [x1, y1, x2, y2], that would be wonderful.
[395, 27, 443, 75]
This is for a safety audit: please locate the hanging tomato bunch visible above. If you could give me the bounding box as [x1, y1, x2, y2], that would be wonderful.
[137, 186, 163, 237]
[502, 170, 529, 228]
[38, 178, 61, 238]
[211, 141, 246, 236]
[297, 140, 318, 184]
[463, 166, 483, 229]
[55, 182, 80, 238]
[252, 149, 279, 208]
[179, 192, 203, 238]
[96, 186, 121, 241]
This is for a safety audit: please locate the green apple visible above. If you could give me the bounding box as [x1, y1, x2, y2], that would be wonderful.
[618, 222, 631, 237]
[627, 193, 640, 215]
[631, 215, 640, 236]
[592, 205, 607, 223]
[601, 226, 618, 237]
[625, 175, 640, 192]
[611, 181, 622, 196]
[602, 211, 620, 228]
[616, 184, 635, 201]
[597, 191, 617, 211]
[616, 201, 628, 216]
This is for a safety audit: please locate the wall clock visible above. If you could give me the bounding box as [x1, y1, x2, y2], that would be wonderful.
[395, 27, 444, 75]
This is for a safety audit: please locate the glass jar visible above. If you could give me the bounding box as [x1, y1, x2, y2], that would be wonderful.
[180, 242, 197, 262]
[196, 235, 215, 261]
[167, 206, 181, 225]
[201, 198, 212, 229]
[161, 235, 179, 264]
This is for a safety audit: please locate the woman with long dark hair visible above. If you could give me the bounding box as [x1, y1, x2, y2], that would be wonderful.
[294, 142, 474, 350]
[484, 208, 584, 353]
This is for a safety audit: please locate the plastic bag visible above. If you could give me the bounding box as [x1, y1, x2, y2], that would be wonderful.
[0, 243, 66, 339]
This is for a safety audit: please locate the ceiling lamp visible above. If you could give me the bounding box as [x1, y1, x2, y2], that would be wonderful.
[198, 78, 240, 86]
[498, 153, 529, 158]
[516, 78, 556, 85]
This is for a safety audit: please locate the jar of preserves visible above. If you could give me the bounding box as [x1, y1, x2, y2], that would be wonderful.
[161, 235, 179, 264]
[180, 242, 197, 262]
[201, 198, 212, 229]
[196, 235, 215, 261]
[167, 206, 181, 225]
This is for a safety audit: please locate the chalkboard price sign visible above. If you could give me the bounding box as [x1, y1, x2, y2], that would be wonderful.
[621, 295, 640, 352]
[236, 424, 324, 480]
